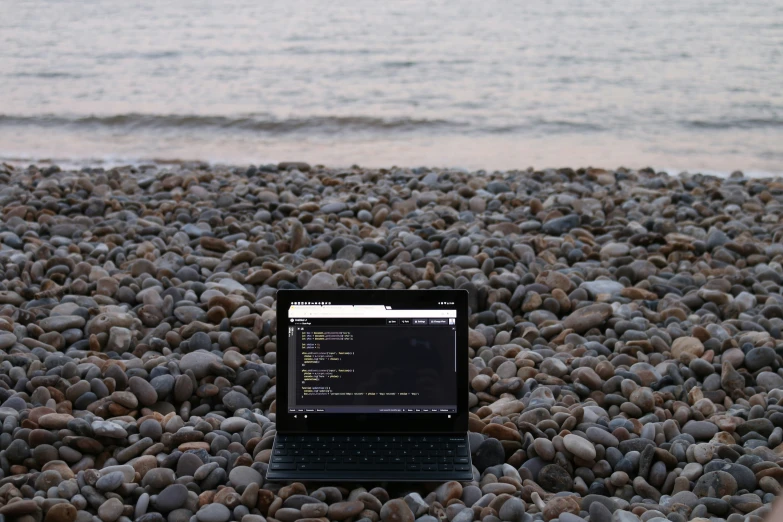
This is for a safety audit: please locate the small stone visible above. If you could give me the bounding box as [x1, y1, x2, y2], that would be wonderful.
[38, 413, 74, 429]
[539, 464, 574, 492]
[744, 347, 775, 372]
[98, 498, 124, 522]
[563, 434, 596, 460]
[304, 272, 339, 290]
[581, 280, 624, 297]
[139, 419, 162, 440]
[95, 471, 124, 491]
[757, 371, 783, 390]
[542, 214, 579, 235]
[563, 303, 613, 333]
[473, 438, 504, 471]
[223, 390, 252, 411]
[671, 336, 704, 359]
[589, 502, 612, 522]
[142, 468, 175, 489]
[196, 504, 231, 522]
[327, 501, 364, 520]
[0, 500, 39, 516]
[129, 376, 158, 407]
[435, 481, 463, 504]
[693, 471, 738, 497]
[231, 328, 259, 351]
[176, 452, 203, 477]
[682, 421, 719, 440]
[301, 503, 328, 518]
[380, 499, 414, 522]
[180, 351, 221, 380]
[543, 496, 580, 522]
[229, 466, 262, 490]
[154, 484, 188, 513]
[46, 503, 77, 522]
[498, 497, 526, 522]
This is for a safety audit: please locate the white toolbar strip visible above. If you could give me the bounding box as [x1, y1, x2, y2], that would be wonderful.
[289, 305, 456, 318]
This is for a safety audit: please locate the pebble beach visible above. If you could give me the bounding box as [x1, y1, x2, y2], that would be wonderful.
[0, 161, 781, 522]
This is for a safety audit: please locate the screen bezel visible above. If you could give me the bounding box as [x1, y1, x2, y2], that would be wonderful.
[276, 289, 469, 433]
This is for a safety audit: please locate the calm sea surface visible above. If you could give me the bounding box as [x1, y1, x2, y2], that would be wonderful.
[1, 0, 781, 174]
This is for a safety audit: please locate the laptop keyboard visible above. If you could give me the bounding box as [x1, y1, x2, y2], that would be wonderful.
[269, 434, 471, 473]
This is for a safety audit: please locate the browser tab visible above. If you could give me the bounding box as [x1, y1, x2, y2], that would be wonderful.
[289, 304, 456, 318]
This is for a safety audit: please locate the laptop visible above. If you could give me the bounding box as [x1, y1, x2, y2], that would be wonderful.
[267, 289, 472, 482]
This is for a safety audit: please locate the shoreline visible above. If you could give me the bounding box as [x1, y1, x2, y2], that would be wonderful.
[2, 156, 783, 180]
[0, 161, 781, 521]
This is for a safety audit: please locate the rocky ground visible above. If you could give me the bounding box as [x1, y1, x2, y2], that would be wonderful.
[0, 161, 781, 522]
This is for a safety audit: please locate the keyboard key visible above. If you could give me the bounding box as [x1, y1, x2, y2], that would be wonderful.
[274, 456, 295, 463]
[422, 464, 438, 471]
[298, 462, 324, 471]
[381, 463, 405, 471]
[270, 463, 295, 470]
[439, 463, 454, 471]
[454, 464, 471, 471]
[327, 463, 361, 471]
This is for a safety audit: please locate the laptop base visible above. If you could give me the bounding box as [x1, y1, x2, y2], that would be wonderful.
[266, 432, 473, 482]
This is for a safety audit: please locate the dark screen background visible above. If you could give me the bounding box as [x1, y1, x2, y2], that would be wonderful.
[293, 325, 456, 408]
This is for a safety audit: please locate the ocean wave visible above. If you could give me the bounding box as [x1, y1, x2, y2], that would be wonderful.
[486, 119, 607, 133]
[9, 71, 87, 79]
[684, 118, 783, 129]
[0, 113, 460, 134]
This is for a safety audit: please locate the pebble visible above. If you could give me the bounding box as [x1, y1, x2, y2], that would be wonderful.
[228, 466, 262, 490]
[498, 498, 526, 522]
[681, 420, 719, 440]
[197, 504, 231, 522]
[327, 501, 364, 520]
[473, 441, 507, 472]
[95, 471, 125, 491]
[0, 162, 779, 522]
[154, 484, 188, 512]
[46, 503, 78, 522]
[694, 471, 739, 497]
[98, 498, 124, 522]
[381, 499, 415, 522]
[563, 433, 596, 460]
[539, 464, 574, 492]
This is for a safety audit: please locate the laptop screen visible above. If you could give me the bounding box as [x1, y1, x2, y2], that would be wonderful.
[286, 300, 458, 416]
